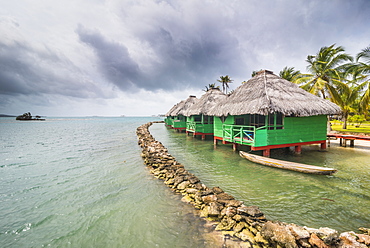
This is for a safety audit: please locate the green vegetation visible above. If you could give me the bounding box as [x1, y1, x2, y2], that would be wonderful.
[282, 44, 370, 129]
[217, 75, 233, 94]
[331, 120, 370, 133]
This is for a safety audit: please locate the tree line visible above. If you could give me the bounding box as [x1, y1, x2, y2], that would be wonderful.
[210, 44, 370, 129]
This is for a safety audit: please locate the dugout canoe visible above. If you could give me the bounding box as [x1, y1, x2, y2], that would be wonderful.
[239, 151, 337, 175]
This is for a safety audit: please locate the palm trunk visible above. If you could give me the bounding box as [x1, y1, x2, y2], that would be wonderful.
[342, 112, 348, 129]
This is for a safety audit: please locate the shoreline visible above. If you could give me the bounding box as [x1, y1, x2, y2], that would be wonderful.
[137, 121, 370, 247]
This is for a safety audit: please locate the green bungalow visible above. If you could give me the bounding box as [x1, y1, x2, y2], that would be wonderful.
[164, 102, 181, 127]
[184, 88, 227, 139]
[165, 96, 198, 131]
[208, 70, 342, 157]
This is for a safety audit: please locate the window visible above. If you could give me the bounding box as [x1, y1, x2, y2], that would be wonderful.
[250, 114, 266, 128]
[276, 113, 283, 129]
[235, 117, 245, 125]
[203, 115, 213, 124]
[267, 113, 284, 130]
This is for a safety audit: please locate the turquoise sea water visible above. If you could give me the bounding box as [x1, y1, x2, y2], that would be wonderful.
[1, 117, 369, 247]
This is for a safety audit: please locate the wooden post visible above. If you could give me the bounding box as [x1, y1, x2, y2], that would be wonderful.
[233, 143, 238, 151]
[320, 142, 327, 150]
[350, 139, 355, 147]
[263, 149, 270, 157]
[202, 134, 206, 140]
[214, 138, 218, 145]
[295, 145, 302, 154]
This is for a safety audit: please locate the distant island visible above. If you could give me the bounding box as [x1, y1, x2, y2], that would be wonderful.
[16, 112, 45, 121]
[0, 114, 16, 117]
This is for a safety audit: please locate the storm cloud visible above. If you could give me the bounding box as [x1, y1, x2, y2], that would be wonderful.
[0, 0, 369, 116]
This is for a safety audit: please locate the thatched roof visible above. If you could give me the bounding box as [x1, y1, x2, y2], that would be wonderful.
[209, 70, 342, 117]
[165, 101, 182, 117]
[166, 95, 198, 117]
[184, 88, 227, 116]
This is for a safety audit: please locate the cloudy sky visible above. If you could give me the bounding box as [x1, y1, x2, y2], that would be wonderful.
[1, 0, 369, 116]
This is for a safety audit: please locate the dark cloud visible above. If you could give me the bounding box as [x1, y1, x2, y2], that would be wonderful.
[0, 40, 110, 98]
[1, 0, 370, 102]
[76, 25, 144, 91]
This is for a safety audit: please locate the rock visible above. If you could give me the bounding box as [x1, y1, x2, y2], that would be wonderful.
[212, 187, 224, 194]
[177, 180, 190, 190]
[357, 234, 370, 245]
[305, 226, 339, 245]
[207, 202, 221, 217]
[236, 228, 256, 243]
[215, 216, 236, 231]
[254, 232, 269, 245]
[185, 188, 198, 194]
[234, 221, 246, 233]
[359, 227, 370, 235]
[339, 232, 367, 248]
[288, 223, 310, 240]
[237, 206, 264, 217]
[202, 194, 217, 204]
[222, 207, 237, 217]
[226, 200, 243, 208]
[181, 195, 193, 204]
[309, 233, 329, 248]
[261, 221, 298, 248]
[173, 176, 184, 186]
[217, 192, 235, 201]
[188, 176, 200, 184]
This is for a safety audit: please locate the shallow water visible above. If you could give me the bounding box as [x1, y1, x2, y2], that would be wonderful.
[0, 117, 217, 248]
[1, 117, 369, 248]
[149, 123, 370, 232]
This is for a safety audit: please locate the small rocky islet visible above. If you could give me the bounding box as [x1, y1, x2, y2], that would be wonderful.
[137, 121, 370, 248]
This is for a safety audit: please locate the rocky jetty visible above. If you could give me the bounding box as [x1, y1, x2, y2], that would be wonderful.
[137, 121, 370, 248]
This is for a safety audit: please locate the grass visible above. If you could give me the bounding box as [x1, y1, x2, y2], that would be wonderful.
[330, 121, 370, 134]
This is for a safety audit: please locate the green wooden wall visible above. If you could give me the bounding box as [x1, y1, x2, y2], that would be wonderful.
[187, 115, 214, 134]
[214, 115, 327, 147]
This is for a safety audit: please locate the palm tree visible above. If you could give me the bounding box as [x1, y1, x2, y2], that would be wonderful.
[326, 77, 364, 129]
[279, 67, 303, 82]
[217, 75, 233, 94]
[203, 83, 219, 92]
[342, 45, 370, 116]
[296, 44, 353, 99]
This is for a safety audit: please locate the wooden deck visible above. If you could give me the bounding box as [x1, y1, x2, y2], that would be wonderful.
[327, 133, 370, 147]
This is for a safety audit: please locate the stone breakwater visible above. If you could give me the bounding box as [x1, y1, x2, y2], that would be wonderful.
[136, 122, 370, 248]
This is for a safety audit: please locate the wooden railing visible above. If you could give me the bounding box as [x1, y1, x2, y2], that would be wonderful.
[186, 121, 202, 132]
[222, 124, 256, 144]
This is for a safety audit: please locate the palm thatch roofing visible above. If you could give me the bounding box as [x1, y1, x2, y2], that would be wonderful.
[166, 95, 198, 117]
[165, 101, 182, 117]
[184, 88, 227, 116]
[209, 70, 342, 117]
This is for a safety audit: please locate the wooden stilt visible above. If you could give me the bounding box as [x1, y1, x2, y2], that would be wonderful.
[320, 142, 327, 150]
[263, 149, 270, 157]
[202, 134, 205, 140]
[233, 143, 238, 151]
[295, 145, 302, 154]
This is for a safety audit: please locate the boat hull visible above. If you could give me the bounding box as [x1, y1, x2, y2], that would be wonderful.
[239, 151, 337, 175]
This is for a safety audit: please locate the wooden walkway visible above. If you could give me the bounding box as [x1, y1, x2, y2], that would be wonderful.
[327, 133, 370, 147]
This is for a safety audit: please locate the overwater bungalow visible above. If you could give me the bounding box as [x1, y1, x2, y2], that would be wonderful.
[208, 70, 342, 157]
[164, 102, 181, 127]
[184, 88, 227, 139]
[165, 95, 198, 131]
